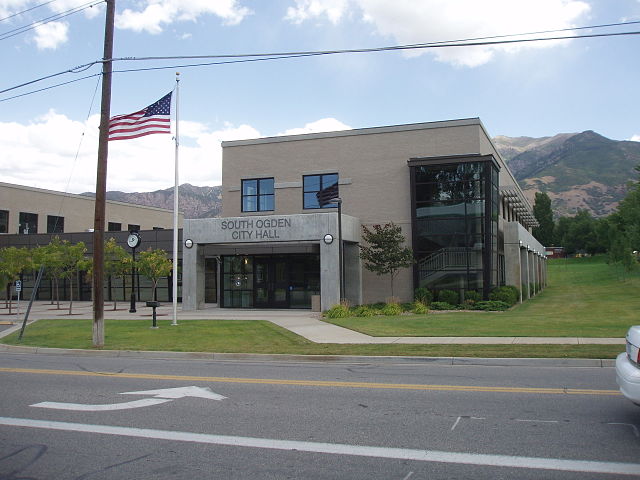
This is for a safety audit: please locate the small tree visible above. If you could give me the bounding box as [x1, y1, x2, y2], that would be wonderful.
[532, 192, 555, 246]
[0, 247, 32, 314]
[359, 223, 414, 298]
[103, 237, 132, 310]
[136, 248, 172, 302]
[59, 240, 87, 315]
[34, 238, 65, 308]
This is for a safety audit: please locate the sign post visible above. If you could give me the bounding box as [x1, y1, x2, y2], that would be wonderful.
[15, 280, 21, 319]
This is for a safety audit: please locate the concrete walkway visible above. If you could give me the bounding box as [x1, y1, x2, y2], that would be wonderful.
[0, 301, 625, 345]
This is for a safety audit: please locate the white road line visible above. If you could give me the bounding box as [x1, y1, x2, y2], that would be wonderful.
[515, 419, 560, 424]
[0, 417, 639, 476]
[31, 398, 172, 411]
[608, 423, 640, 438]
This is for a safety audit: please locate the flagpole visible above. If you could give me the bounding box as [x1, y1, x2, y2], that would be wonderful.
[172, 72, 180, 326]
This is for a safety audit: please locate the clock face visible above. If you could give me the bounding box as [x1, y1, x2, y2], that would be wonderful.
[127, 233, 140, 248]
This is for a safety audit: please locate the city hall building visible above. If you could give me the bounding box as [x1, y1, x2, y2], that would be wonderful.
[182, 118, 546, 311]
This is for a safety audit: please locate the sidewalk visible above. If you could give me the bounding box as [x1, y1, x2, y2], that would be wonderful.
[0, 301, 625, 345]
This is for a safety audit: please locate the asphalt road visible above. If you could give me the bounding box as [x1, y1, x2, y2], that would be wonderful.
[0, 352, 639, 479]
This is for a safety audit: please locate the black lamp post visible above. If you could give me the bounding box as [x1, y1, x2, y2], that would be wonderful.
[127, 231, 141, 313]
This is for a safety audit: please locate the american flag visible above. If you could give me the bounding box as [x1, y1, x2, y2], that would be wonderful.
[108, 92, 172, 141]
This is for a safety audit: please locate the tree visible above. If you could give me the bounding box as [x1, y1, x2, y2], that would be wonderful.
[33, 238, 65, 308]
[58, 240, 87, 315]
[532, 192, 555, 246]
[0, 247, 32, 314]
[102, 238, 131, 310]
[136, 248, 172, 302]
[359, 223, 414, 299]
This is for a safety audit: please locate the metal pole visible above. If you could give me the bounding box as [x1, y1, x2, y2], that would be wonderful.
[92, 0, 115, 348]
[18, 266, 45, 341]
[337, 199, 344, 302]
[171, 72, 180, 326]
[129, 247, 136, 312]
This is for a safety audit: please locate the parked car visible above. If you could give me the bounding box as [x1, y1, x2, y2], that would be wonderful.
[616, 326, 640, 405]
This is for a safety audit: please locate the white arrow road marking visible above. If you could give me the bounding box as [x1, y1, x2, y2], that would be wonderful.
[30, 386, 226, 411]
[1, 417, 639, 476]
[31, 398, 172, 411]
[121, 386, 227, 400]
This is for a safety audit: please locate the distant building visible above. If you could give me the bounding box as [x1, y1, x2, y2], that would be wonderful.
[182, 118, 547, 311]
[545, 247, 566, 259]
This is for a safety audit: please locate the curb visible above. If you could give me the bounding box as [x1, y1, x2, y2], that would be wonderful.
[0, 343, 615, 368]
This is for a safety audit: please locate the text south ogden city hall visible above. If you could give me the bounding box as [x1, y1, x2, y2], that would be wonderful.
[220, 218, 293, 240]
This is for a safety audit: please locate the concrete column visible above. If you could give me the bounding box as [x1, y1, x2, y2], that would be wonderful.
[343, 242, 362, 306]
[182, 243, 204, 311]
[520, 247, 529, 300]
[320, 240, 340, 311]
[504, 241, 522, 303]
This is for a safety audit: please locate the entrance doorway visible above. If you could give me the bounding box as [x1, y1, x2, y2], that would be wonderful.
[221, 254, 320, 308]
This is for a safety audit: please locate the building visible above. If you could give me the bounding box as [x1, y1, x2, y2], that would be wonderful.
[0, 182, 184, 303]
[182, 118, 546, 311]
[0, 182, 182, 234]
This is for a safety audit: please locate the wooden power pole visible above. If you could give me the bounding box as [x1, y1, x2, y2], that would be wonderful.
[93, 0, 115, 347]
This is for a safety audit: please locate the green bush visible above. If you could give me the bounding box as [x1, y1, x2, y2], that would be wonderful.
[438, 289, 459, 305]
[489, 286, 519, 306]
[464, 290, 482, 303]
[352, 305, 376, 317]
[473, 300, 511, 311]
[325, 304, 351, 318]
[413, 301, 428, 314]
[400, 302, 414, 312]
[430, 301, 455, 310]
[414, 287, 433, 305]
[381, 302, 403, 316]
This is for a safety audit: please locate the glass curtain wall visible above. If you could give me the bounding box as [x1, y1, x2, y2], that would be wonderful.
[411, 159, 499, 299]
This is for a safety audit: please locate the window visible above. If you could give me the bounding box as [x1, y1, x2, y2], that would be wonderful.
[0, 210, 8, 233]
[128, 224, 140, 232]
[47, 215, 64, 233]
[19, 212, 38, 234]
[303, 173, 338, 209]
[108, 222, 121, 231]
[242, 178, 274, 212]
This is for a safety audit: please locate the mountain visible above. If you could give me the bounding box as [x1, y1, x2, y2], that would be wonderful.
[82, 184, 222, 219]
[494, 131, 640, 218]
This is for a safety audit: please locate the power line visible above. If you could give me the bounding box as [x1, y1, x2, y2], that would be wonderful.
[2, 22, 639, 103]
[0, 1, 103, 42]
[0, 0, 58, 23]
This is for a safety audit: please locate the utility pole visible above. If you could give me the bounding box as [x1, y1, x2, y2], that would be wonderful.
[93, 0, 115, 347]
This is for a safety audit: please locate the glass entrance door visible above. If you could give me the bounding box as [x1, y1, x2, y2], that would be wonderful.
[254, 257, 289, 308]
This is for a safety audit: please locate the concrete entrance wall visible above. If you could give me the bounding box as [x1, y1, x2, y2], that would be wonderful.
[182, 213, 361, 311]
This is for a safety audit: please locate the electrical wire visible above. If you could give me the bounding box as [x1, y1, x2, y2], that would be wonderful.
[0, 0, 58, 23]
[0, 1, 103, 42]
[1, 21, 639, 103]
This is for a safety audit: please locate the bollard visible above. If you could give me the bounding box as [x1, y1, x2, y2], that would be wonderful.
[146, 301, 160, 328]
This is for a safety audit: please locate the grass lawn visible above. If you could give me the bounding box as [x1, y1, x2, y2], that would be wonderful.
[326, 256, 640, 338]
[1, 318, 623, 358]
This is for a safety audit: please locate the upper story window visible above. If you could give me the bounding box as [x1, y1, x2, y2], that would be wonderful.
[19, 212, 38, 234]
[0, 210, 8, 233]
[242, 178, 274, 212]
[303, 173, 338, 209]
[47, 215, 64, 234]
[108, 222, 122, 232]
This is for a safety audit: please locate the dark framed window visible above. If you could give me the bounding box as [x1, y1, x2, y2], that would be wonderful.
[0, 210, 8, 233]
[19, 212, 38, 234]
[47, 215, 64, 233]
[242, 178, 274, 212]
[128, 224, 140, 232]
[303, 173, 338, 209]
[108, 222, 121, 231]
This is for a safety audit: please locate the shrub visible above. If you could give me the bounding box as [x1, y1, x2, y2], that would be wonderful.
[438, 289, 459, 305]
[464, 290, 482, 303]
[413, 301, 428, 314]
[352, 305, 376, 317]
[414, 287, 433, 305]
[325, 304, 350, 318]
[430, 301, 454, 310]
[381, 302, 403, 316]
[473, 300, 511, 311]
[489, 286, 519, 306]
[400, 302, 414, 312]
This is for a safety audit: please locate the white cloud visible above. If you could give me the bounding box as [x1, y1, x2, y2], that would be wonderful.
[631, 135, 640, 142]
[116, 0, 252, 34]
[0, 112, 349, 193]
[278, 118, 352, 136]
[285, 0, 591, 67]
[285, 0, 350, 25]
[32, 21, 69, 50]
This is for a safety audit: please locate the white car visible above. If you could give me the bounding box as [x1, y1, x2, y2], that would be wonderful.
[616, 326, 640, 405]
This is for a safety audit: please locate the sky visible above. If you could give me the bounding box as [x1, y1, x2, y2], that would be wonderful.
[0, 0, 639, 194]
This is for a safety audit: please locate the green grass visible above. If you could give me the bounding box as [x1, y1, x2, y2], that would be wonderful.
[326, 256, 640, 338]
[0, 318, 622, 358]
[0, 256, 633, 359]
